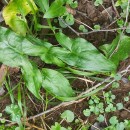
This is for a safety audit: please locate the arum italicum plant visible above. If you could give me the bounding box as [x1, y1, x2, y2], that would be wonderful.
[1, 0, 130, 102]
[0, 25, 117, 100]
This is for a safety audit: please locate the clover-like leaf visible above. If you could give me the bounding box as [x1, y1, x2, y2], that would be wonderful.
[42, 68, 75, 101]
[83, 109, 91, 117]
[109, 116, 118, 125]
[61, 110, 74, 122]
[97, 114, 105, 122]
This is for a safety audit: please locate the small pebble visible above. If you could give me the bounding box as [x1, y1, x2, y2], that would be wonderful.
[90, 122, 106, 130]
[121, 77, 129, 84]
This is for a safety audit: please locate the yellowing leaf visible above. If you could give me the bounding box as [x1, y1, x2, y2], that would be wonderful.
[3, 0, 37, 36]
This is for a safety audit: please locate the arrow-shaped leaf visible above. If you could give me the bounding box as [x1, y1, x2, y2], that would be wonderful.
[55, 32, 116, 72]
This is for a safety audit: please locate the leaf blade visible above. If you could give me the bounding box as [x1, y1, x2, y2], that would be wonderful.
[42, 68, 75, 101]
[55, 32, 116, 72]
[44, 0, 66, 18]
[0, 26, 42, 99]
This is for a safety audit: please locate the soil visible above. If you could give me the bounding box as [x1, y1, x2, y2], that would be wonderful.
[0, 0, 130, 130]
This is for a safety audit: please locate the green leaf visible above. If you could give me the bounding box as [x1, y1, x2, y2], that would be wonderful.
[3, 0, 37, 35]
[117, 19, 124, 27]
[61, 110, 74, 122]
[109, 116, 118, 125]
[100, 35, 130, 66]
[70, 1, 78, 8]
[51, 122, 68, 130]
[97, 114, 105, 122]
[83, 109, 91, 117]
[41, 47, 66, 67]
[5, 104, 21, 123]
[105, 107, 111, 112]
[104, 126, 116, 130]
[125, 120, 130, 130]
[44, 0, 66, 18]
[89, 106, 95, 112]
[34, 0, 49, 12]
[98, 102, 104, 109]
[94, 0, 103, 6]
[115, 1, 121, 6]
[65, 14, 74, 25]
[126, 24, 130, 33]
[116, 103, 124, 110]
[42, 68, 75, 101]
[27, 35, 65, 67]
[116, 122, 125, 130]
[114, 73, 122, 81]
[88, 99, 94, 105]
[15, 126, 24, 130]
[55, 32, 116, 72]
[128, 75, 130, 81]
[21, 61, 42, 99]
[111, 94, 116, 99]
[79, 25, 88, 33]
[51, 122, 61, 130]
[124, 96, 129, 102]
[79, 25, 85, 31]
[94, 25, 101, 30]
[0, 26, 42, 99]
[0, 119, 5, 124]
[0, 113, 2, 117]
[112, 82, 120, 88]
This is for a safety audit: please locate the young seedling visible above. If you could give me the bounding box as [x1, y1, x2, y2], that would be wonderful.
[97, 114, 105, 122]
[83, 109, 91, 117]
[109, 116, 119, 126]
[79, 25, 88, 33]
[51, 122, 71, 130]
[116, 103, 124, 110]
[94, 0, 103, 6]
[94, 25, 101, 30]
[124, 96, 129, 102]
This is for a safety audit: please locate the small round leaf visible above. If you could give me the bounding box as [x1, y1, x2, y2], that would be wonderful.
[112, 82, 119, 88]
[61, 110, 74, 122]
[124, 97, 129, 102]
[109, 116, 118, 125]
[116, 103, 124, 110]
[83, 109, 91, 117]
[97, 114, 105, 122]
